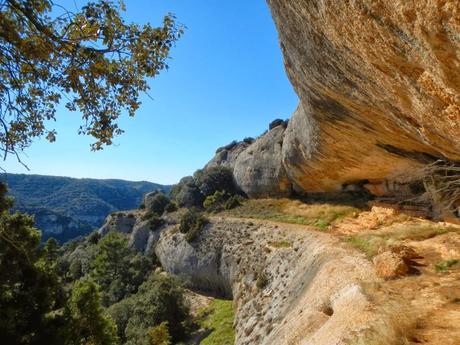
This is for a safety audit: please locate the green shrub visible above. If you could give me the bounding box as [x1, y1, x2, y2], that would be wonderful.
[164, 201, 178, 213]
[68, 280, 120, 345]
[194, 166, 237, 197]
[148, 322, 171, 345]
[141, 210, 164, 231]
[90, 232, 153, 306]
[224, 195, 242, 210]
[146, 193, 170, 215]
[435, 259, 459, 272]
[171, 167, 238, 208]
[170, 176, 204, 208]
[124, 274, 191, 344]
[107, 274, 190, 344]
[203, 191, 227, 213]
[204, 191, 242, 213]
[87, 230, 101, 244]
[147, 214, 163, 231]
[179, 209, 209, 242]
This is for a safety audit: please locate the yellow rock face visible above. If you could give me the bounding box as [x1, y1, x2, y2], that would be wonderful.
[267, 0, 460, 192]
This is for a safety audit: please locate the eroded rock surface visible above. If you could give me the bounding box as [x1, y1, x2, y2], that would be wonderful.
[155, 217, 397, 345]
[206, 141, 252, 170]
[373, 250, 409, 279]
[268, 0, 460, 192]
[233, 126, 292, 197]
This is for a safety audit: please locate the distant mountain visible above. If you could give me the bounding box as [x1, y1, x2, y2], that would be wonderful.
[2, 173, 170, 243]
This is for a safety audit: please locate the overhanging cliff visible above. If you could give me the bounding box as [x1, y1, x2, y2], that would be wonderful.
[207, 0, 460, 218]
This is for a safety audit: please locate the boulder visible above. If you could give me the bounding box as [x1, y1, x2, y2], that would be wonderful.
[128, 220, 151, 252]
[373, 251, 409, 279]
[98, 211, 165, 253]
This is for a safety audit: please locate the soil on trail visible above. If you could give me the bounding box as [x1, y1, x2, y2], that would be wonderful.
[331, 207, 460, 345]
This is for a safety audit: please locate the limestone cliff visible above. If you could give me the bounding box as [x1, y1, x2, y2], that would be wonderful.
[155, 218, 381, 345]
[268, 0, 460, 192]
[206, 1, 460, 215]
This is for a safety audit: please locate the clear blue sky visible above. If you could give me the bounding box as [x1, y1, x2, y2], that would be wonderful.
[3, 0, 298, 184]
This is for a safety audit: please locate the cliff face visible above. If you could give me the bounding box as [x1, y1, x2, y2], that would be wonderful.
[268, 0, 460, 192]
[207, 122, 293, 198]
[97, 203, 460, 344]
[155, 217, 385, 345]
[208, 1, 460, 207]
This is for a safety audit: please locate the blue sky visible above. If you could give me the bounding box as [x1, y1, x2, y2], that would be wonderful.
[3, 0, 298, 184]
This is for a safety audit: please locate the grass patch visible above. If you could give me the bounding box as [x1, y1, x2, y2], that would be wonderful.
[268, 240, 292, 248]
[435, 259, 459, 273]
[390, 223, 454, 241]
[267, 214, 312, 225]
[221, 198, 359, 230]
[346, 235, 383, 257]
[346, 223, 458, 257]
[197, 299, 235, 345]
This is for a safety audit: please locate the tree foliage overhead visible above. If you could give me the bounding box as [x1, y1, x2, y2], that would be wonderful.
[0, 0, 183, 158]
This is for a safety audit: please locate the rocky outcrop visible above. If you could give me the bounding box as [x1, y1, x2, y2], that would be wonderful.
[98, 211, 159, 253]
[233, 125, 292, 197]
[98, 212, 138, 236]
[206, 141, 252, 170]
[155, 217, 402, 345]
[206, 122, 292, 198]
[373, 251, 409, 279]
[268, 0, 460, 191]
[206, 1, 460, 211]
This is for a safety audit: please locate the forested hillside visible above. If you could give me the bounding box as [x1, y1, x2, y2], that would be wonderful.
[3, 174, 170, 242]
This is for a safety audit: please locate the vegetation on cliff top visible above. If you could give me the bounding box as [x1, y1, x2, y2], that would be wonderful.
[171, 166, 239, 208]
